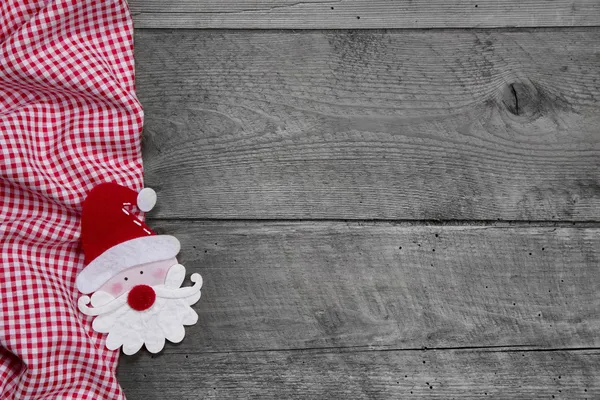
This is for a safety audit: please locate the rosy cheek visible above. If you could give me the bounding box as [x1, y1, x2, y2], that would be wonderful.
[152, 269, 165, 279]
[110, 283, 124, 295]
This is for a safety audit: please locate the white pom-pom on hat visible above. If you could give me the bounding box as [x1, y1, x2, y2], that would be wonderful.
[137, 187, 157, 212]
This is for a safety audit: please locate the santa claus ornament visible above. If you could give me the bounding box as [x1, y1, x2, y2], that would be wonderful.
[76, 182, 203, 355]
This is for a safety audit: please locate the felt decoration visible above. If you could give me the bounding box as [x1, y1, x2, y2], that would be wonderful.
[77, 183, 203, 355]
[137, 187, 157, 212]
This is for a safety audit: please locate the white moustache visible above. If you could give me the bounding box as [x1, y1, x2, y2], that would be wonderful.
[154, 273, 202, 299]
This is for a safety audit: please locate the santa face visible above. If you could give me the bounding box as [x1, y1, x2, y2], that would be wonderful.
[78, 261, 202, 355]
[97, 257, 176, 298]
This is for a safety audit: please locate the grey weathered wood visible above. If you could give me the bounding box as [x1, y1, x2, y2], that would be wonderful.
[137, 29, 600, 220]
[118, 348, 600, 399]
[129, 0, 600, 29]
[144, 222, 600, 352]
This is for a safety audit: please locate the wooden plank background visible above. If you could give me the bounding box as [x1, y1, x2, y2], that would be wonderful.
[121, 349, 600, 399]
[128, 0, 600, 29]
[118, 0, 600, 398]
[126, 222, 600, 352]
[118, 222, 600, 397]
[137, 29, 600, 220]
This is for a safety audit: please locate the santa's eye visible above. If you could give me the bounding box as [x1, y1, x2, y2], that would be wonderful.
[124, 277, 128, 281]
[140, 271, 144, 275]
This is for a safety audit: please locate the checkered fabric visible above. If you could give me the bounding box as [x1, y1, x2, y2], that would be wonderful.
[0, 0, 143, 398]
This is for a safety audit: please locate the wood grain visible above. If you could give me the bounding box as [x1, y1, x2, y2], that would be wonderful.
[118, 348, 600, 399]
[144, 221, 600, 352]
[128, 0, 600, 29]
[136, 29, 600, 220]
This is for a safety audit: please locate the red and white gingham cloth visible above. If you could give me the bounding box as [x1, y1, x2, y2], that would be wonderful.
[0, 0, 143, 398]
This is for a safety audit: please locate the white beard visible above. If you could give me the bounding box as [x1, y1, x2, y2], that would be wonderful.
[78, 264, 202, 355]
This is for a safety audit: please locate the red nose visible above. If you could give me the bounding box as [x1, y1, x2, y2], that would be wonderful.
[127, 285, 156, 311]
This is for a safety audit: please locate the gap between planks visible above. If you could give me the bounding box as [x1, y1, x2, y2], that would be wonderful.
[140, 344, 600, 356]
[146, 218, 600, 228]
[133, 25, 600, 32]
[118, 346, 599, 399]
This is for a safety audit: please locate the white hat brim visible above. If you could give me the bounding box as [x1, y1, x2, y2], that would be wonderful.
[76, 235, 181, 294]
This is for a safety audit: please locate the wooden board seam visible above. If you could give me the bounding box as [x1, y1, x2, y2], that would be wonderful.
[146, 219, 600, 228]
[144, 345, 600, 356]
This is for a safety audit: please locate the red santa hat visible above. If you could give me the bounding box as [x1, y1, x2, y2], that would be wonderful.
[76, 182, 180, 294]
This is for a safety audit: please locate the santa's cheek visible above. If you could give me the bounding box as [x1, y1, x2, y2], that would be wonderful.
[110, 283, 124, 296]
[152, 268, 165, 280]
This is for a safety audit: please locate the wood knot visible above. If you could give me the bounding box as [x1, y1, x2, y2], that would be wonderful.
[501, 82, 541, 119]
